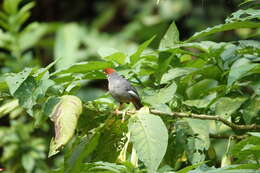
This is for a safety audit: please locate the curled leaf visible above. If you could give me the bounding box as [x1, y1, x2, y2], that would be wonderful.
[48, 95, 82, 157]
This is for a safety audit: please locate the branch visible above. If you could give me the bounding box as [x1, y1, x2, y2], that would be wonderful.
[115, 109, 260, 131]
[209, 134, 248, 140]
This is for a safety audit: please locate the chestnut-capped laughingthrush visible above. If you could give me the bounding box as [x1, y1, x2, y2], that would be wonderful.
[104, 68, 143, 110]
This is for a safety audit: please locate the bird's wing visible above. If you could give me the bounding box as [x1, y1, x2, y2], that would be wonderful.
[127, 90, 140, 99]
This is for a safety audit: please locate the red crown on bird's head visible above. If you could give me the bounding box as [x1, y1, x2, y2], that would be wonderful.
[104, 68, 116, 75]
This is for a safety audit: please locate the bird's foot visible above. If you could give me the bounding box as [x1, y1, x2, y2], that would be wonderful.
[121, 110, 126, 123]
[114, 108, 120, 115]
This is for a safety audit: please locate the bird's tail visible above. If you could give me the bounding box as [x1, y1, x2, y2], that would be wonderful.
[132, 99, 143, 110]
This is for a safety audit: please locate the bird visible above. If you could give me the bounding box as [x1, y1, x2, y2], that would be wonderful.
[104, 68, 143, 110]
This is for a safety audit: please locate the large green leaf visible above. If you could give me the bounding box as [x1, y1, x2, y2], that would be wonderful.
[161, 67, 197, 84]
[186, 21, 260, 42]
[130, 36, 155, 65]
[3, 0, 22, 14]
[12, 73, 54, 115]
[48, 95, 82, 157]
[5, 68, 32, 95]
[156, 52, 174, 83]
[52, 61, 112, 76]
[98, 47, 126, 65]
[144, 82, 177, 106]
[227, 58, 258, 86]
[186, 79, 218, 99]
[186, 119, 210, 164]
[159, 21, 179, 50]
[183, 93, 216, 109]
[128, 107, 168, 173]
[215, 97, 247, 119]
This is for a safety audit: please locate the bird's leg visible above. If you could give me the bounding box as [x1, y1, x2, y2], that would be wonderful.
[115, 103, 126, 122]
[115, 102, 124, 115]
[121, 110, 126, 123]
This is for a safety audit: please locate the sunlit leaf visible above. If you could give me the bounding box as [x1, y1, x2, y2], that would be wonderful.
[130, 36, 155, 65]
[186, 21, 260, 42]
[144, 82, 177, 106]
[5, 68, 32, 95]
[186, 119, 210, 163]
[228, 58, 258, 86]
[161, 67, 197, 84]
[226, 9, 260, 23]
[159, 21, 179, 49]
[215, 97, 247, 119]
[0, 99, 19, 118]
[12, 73, 54, 115]
[186, 79, 218, 99]
[98, 47, 126, 64]
[52, 61, 113, 76]
[128, 107, 168, 172]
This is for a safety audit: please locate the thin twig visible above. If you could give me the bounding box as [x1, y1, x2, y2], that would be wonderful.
[209, 133, 247, 140]
[115, 109, 260, 131]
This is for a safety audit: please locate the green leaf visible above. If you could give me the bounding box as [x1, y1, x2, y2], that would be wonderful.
[0, 78, 8, 92]
[144, 82, 177, 106]
[85, 161, 129, 173]
[54, 23, 85, 69]
[130, 36, 155, 65]
[48, 95, 82, 157]
[98, 47, 126, 65]
[43, 97, 61, 117]
[3, 0, 22, 14]
[177, 161, 207, 173]
[159, 21, 179, 50]
[52, 61, 112, 76]
[5, 68, 32, 95]
[22, 154, 35, 172]
[187, 119, 210, 163]
[243, 97, 260, 124]
[248, 132, 260, 138]
[15, 1, 35, 26]
[128, 107, 168, 173]
[161, 67, 197, 84]
[65, 130, 101, 173]
[0, 99, 19, 118]
[156, 52, 174, 83]
[215, 97, 247, 119]
[228, 58, 258, 86]
[34, 57, 62, 80]
[186, 21, 260, 42]
[186, 79, 218, 99]
[226, 9, 260, 23]
[231, 136, 260, 163]
[13, 73, 54, 115]
[19, 22, 48, 51]
[183, 93, 216, 109]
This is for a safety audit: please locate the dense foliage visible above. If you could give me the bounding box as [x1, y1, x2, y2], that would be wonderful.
[0, 0, 259, 173]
